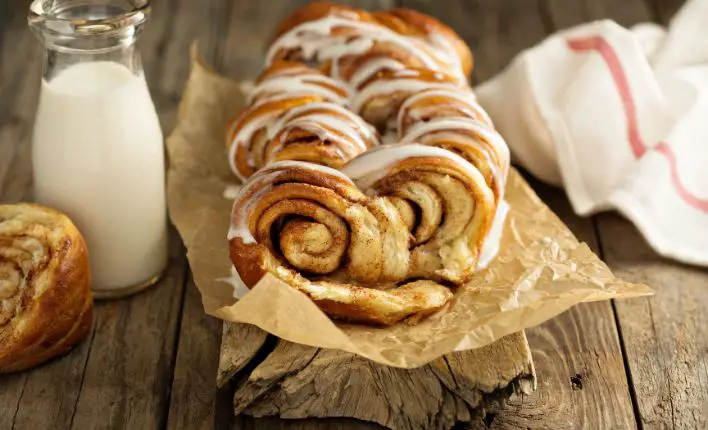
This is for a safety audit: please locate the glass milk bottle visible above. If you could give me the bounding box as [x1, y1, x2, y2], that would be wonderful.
[29, 0, 168, 298]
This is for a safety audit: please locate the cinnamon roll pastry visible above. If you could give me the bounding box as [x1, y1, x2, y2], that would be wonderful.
[228, 62, 376, 180]
[324, 50, 408, 90]
[225, 3, 512, 325]
[0, 203, 93, 373]
[228, 94, 320, 180]
[351, 67, 461, 130]
[373, 8, 473, 78]
[267, 2, 470, 84]
[264, 102, 379, 169]
[228, 161, 454, 325]
[248, 60, 350, 107]
[396, 88, 509, 200]
[273, 1, 375, 38]
[399, 118, 509, 201]
[397, 88, 493, 134]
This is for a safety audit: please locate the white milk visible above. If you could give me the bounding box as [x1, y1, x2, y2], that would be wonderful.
[33, 61, 168, 292]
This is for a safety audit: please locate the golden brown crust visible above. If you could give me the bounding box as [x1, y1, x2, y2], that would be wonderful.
[272, 2, 375, 42]
[353, 67, 461, 129]
[0, 203, 93, 373]
[375, 8, 473, 77]
[269, 2, 473, 80]
[229, 239, 269, 289]
[228, 94, 324, 179]
[251, 61, 349, 103]
[255, 60, 309, 84]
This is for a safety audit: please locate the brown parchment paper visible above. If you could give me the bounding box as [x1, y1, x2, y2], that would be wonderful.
[166, 55, 653, 369]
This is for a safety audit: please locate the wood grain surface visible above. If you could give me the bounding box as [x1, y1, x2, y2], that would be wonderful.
[1, 0, 706, 429]
[225, 333, 533, 430]
[599, 215, 708, 429]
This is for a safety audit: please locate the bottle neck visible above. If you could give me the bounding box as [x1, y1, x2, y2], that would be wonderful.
[42, 43, 142, 82]
[28, 0, 150, 82]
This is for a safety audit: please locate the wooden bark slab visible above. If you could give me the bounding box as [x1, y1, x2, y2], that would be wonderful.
[219, 323, 535, 430]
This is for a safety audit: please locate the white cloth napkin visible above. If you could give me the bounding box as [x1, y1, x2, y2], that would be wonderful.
[477, 0, 708, 266]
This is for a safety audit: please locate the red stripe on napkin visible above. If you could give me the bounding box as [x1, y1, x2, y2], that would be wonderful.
[567, 36, 708, 212]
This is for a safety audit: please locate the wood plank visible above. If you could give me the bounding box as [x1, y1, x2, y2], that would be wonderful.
[67, 231, 187, 429]
[0, 5, 43, 428]
[216, 322, 269, 389]
[0, 1, 13, 33]
[166, 278, 223, 430]
[165, 279, 266, 429]
[545, 0, 652, 29]
[140, 0, 228, 132]
[9, 327, 96, 429]
[0, 5, 41, 203]
[230, 332, 533, 430]
[644, 0, 685, 24]
[160, 2, 258, 428]
[0, 372, 27, 429]
[400, 1, 640, 427]
[597, 215, 708, 429]
[404, 0, 551, 83]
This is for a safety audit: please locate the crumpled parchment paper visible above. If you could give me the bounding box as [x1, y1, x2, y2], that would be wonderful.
[166, 53, 653, 369]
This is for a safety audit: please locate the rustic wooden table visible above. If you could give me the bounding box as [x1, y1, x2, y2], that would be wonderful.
[1, 0, 705, 429]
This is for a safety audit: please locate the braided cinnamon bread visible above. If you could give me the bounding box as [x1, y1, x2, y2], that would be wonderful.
[226, 3, 510, 325]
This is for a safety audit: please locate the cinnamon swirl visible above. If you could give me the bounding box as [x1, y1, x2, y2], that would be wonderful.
[228, 143, 497, 324]
[0, 203, 93, 373]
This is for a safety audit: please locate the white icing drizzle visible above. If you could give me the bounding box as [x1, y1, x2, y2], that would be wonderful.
[229, 100, 377, 180]
[223, 183, 242, 200]
[351, 78, 458, 113]
[397, 88, 493, 130]
[399, 118, 510, 179]
[271, 102, 377, 148]
[477, 200, 509, 269]
[228, 160, 354, 243]
[341, 144, 494, 209]
[267, 15, 448, 75]
[410, 130, 504, 196]
[249, 91, 310, 108]
[218, 265, 252, 299]
[228, 109, 282, 181]
[425, 33, 465, 81]
[342, 57, 406, 89]
[271, 115, 363, 157]
[248, 73, 349, 106]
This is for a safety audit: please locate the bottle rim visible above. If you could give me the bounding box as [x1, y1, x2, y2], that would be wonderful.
[27, 0, 151, 38]
[28, 1, 152, 53]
